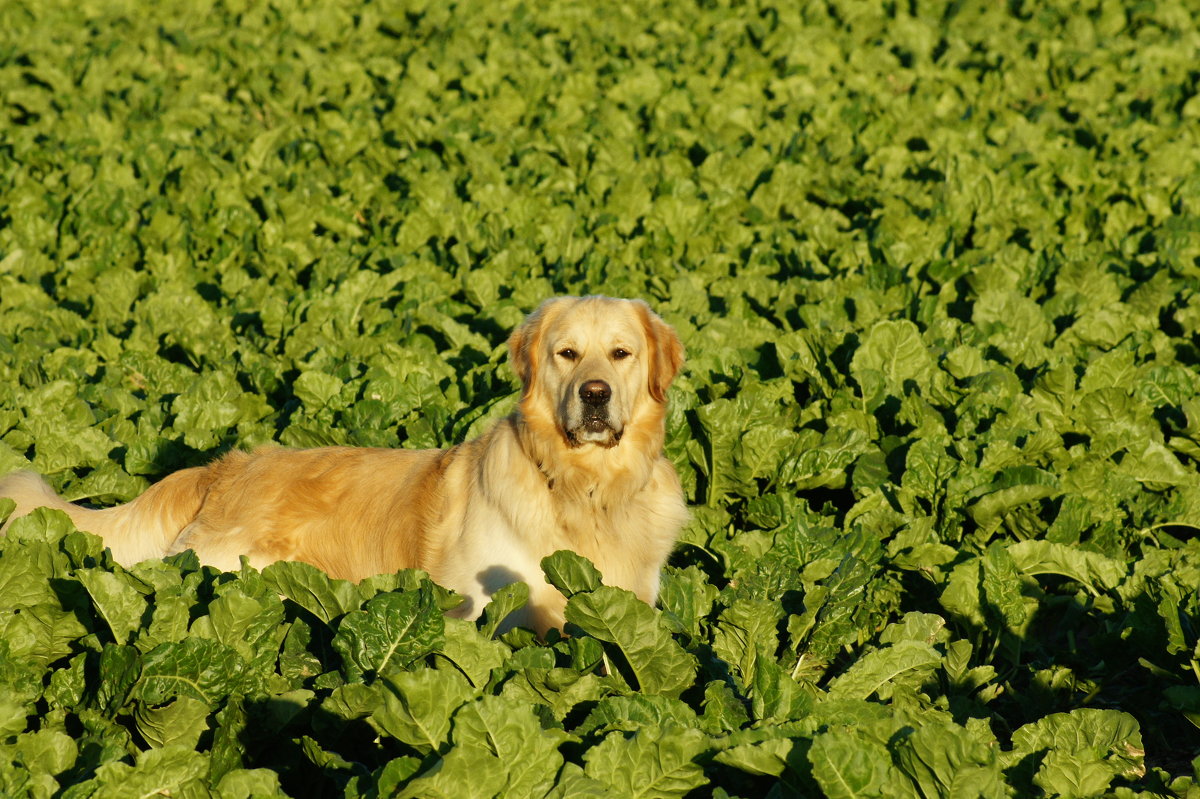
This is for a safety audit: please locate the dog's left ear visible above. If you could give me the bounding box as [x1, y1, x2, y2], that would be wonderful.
[636, 301, 684, 403]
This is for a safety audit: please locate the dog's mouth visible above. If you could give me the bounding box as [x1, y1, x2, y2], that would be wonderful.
[566, 414, 623, 448]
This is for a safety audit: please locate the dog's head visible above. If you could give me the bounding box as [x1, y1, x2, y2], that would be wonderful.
[508, 296, 684, 449]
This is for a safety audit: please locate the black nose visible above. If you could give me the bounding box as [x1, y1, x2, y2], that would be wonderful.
[580, 380, 611, 406]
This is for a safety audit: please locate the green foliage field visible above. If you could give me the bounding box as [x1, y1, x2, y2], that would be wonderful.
[2, 0, 1200, 795]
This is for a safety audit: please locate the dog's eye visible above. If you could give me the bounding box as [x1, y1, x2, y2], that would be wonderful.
[612, 348, 631, 360]
[557, 349, 578, 361]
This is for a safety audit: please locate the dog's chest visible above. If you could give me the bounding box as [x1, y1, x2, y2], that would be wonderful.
[544, 488, 663, 584]
[548, 481, 627, 539]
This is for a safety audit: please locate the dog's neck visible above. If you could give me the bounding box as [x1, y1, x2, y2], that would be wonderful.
[510, 404, 662, 508]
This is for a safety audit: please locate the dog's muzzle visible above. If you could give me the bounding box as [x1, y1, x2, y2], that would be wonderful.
[568, 380, 621, 446]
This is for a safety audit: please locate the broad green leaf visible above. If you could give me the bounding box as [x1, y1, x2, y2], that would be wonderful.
[805, 551, 879, 659]
[333, 584, 444, 682]
[750, 657, 813, 724]
[0, 536, 64, 608]
[96, 644, 142, 716]
[81, 745, 209, 799]
[565, 586, 697, 697]
[850, 320, 937, 406]
[375, 756, 426, 798]
[60, 528, 106, 569]
[968, 469, 1060, 535]
[0, 693, 30, 739]
[1011, 708, 1143, 764]
[479, 580, 530, 639]
[901, 438, 959, 508]
[277, 616, 323, 687]
[699, 680, 750, 734]
[827, 640, 941, 701]
[6, 506, 79, 547]
[292, 370, 347, 412]
[133, 696, 210, 749]
[982, 544, 1028, 632]
[808, 729, 895, 799]
[436, 617, 509, 689]
[262, 560, 360, 624]
[545, 761, 618, 798]
[1011, 708, 1146, 797]
[214, 769, 286, 799]
[210, 695, 248, 783]
[0, 600, 89, 666]
[710, 598, 783, 687]
[1007, 540, 1126, 593]
[1119, 439, 1199, 491]
[776, 426, 870, 491]
[449, 695, 568, 798]
[136, 638, 248, 705]
[542, 551, 604, 598]
[878, 612, 947, 646]
[190, 583, 285, 673]
[396, 744, 509, 799]
[577, 694, 699, 737]
[583, 726, 709, 798]
[7, 729, 78, 789]
[43, 652, 87, 712]
[371, 667, 476, 753]
[1160, 595, 1190, 655]
[892, 722, 1006, 799]
[171, 372, 261, 450]
[942, 639, 998, 695]
[657, 565, 718, 642]
[1163, 686, 1200, 729]
[75, 568, 148, 646]
[940, 559, 987, 629]
[713, 736, 797, 778]
[297, 734, 358, 777]
[974, 291, 1052, 367]
[500, 667, 609, 722]
[1033, 750, 1119, 799]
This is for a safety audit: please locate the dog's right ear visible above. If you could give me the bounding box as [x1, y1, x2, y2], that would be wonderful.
[507, 325, 534, 387]
[508, 299, 560, 388]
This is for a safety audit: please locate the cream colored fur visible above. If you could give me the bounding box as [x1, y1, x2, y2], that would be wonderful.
[0, 296, 688, 635]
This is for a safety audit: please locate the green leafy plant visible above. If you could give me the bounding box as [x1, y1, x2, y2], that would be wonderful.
[2, 0, 1200, 795]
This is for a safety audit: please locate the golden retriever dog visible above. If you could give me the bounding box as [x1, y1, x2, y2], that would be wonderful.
[0, 296, 688, 635]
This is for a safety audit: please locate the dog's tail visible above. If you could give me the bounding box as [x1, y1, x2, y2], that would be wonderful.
[0, 468, 214, 564]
